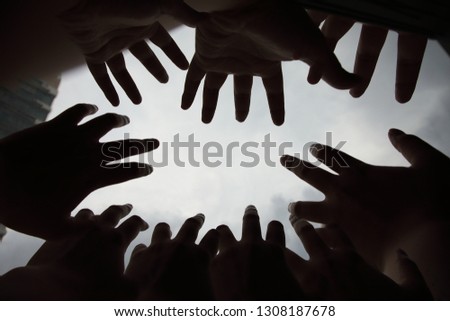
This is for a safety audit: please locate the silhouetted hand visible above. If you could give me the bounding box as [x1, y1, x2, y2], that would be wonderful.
[181, 0, 358, 125]
[210, 205, 304, 300]
[0, 103, 158, 239]
[307, 12, 427, 103]
[285, 219, 431, 300]
[0, 205, 148, 300]
[125, 214, 218, 300]
[280, 128, 450, 268]
[60, 0, 204, 106]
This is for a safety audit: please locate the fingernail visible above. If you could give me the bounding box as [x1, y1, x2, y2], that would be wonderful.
[122, 115, 130, 125]
[281, 155, 295, 167]
[142, 165, 153, 176]
[309, 143, 322, 156]
[125, 203, 133, 210]
[288, 202, 296, 213]
[389, 128, 405, 139]
[244, 205, 258, 216]
[142, 221, 150, 230]
[195, 213, 205, 223]
[289, 213, 300, 225]
[88, 104, 99, 114]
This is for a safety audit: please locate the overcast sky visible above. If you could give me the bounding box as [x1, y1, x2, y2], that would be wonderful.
[1, 24, 449, 274]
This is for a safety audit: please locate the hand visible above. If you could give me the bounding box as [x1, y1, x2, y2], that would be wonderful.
[125, 214, 218, 300]
[307, 11, 427, 103]
[286, 219, 431, 300]
[0, 205, 148, 300]
[210, 205, 304, 300]
[181, 0, 358, 125]
[280, 128, 450, 268]
[59, 0, 203, 106]
[0, 103, 159, 239]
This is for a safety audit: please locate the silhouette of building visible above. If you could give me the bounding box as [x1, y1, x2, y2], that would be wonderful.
[0, 75, 60, 241]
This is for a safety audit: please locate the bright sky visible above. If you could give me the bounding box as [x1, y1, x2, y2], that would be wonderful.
[1, 24, 449, 274]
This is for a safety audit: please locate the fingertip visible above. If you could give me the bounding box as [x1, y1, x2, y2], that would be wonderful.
[87, 104, 99, 115]
[388, 128, 406, 138]
[396, 92, 412, 104]
[146, 138, 160, 150]
[288, 202, 297, 214]
[142, 221, 150, 231]
[280, 154, 296, 168]
[131, 95, 143, 105]
[194, 213, 206, 224]
[202, 115, 213, 124]
[349, 86, 365, 98]
[273, 117, 285, 126]
[245, 204, 258, 214]
[388, 128, 406, 145]
[181, 93, 194, 110]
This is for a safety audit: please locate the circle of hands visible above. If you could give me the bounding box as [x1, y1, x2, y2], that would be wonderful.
[0, 0, 445, 301]
[0, 102, 447, 299]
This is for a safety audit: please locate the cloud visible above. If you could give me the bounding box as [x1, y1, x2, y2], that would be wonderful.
[2, 24, 449, 275]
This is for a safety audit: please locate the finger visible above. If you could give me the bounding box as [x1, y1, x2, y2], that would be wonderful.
[130, 243, 147, 258]
[388, 128, 446, 167]
[199, 229, 220, 257]
[74, 208, 95, 221]
[149, 24, 189, 70]
[53, 104, 99, 126]
[181, 55, 206, 109]
[107, 54, 142, 104]
[101, 138, 160, 161]
[95, 163, 153, 189]
[262, 65, 285, 126]
[307, 64, 323, 85]
[116, 215, 149, 246]
[310, 143, 367, 174]
[395, 33, 427, 103]
[202, 72, 228, 124]
[166, 1, 207, 28]
[396, 249, 433, 300]
[288, 201, 334, 225]
[175, 214, 205, 243]
[129, 40, 169, 83]
[321, 15, 355, 51]
[216, 224, 237, 251]
[265, 220, 286, 247]
[151, 222, 172, 244]
[234, 75, 253, 122]
[99, 204, 133, 227]
[86, 61, 120, 106]
[241, 205, 262, 242]
[315, 225, 354, 250]
[350, 25, 388, 98]
[79, 113, 130, 141]
[280, 155, 336, 193]
[292, 219, 329, 258]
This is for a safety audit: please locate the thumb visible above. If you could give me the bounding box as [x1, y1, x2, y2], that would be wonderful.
[388, 128, 447, 167]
